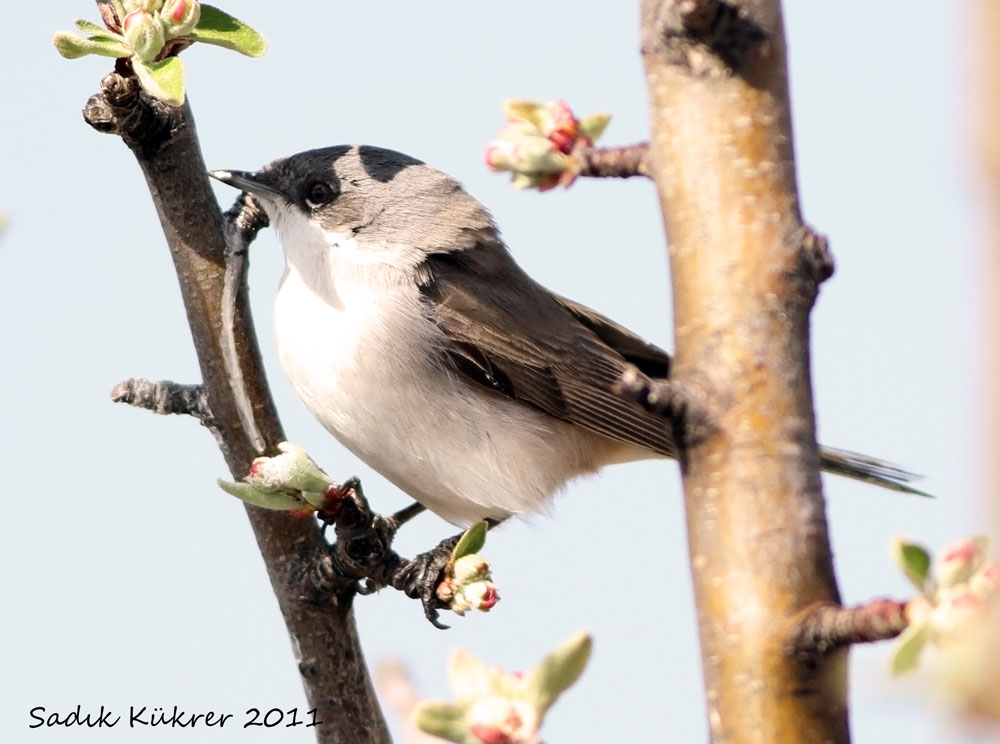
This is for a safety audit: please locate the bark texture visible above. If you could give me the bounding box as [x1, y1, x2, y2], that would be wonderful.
[639, 2, 848, 741]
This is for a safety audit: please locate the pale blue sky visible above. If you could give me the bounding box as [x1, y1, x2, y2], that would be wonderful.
[0, 2, 988, 742]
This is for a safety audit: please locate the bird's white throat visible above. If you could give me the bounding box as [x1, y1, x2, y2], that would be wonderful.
[270, 212, 617, 524]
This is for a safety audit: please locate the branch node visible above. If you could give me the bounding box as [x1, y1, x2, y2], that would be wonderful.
[797, 225, 834, 285]
[644, 0, 768, 75]
[676, 0, 719, 32]
[223, 193, 270, 249]
[83, 72, 178, 151]
[616, 366, 717, 449]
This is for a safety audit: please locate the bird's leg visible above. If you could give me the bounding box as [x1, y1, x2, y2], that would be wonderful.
[313, 483, 452, 627]
[384, 501, 427, 534]
[389, 516, 505, 629]
[310, 478, 501, 628]
[390, 534, 462, 629]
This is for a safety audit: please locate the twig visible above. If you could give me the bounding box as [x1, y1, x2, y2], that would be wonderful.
[790, 599, 909, 657]
[574, 143, 651, 179]
[220, 194, 270, 455]
[111, 378, 211, 421]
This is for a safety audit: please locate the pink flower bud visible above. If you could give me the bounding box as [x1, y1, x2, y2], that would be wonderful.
[971, 561, 1000, 597]
[160, 0, 201, 38]
[545, 100, 579, 154]
[548, 100, 578, 133]
[936, 536, 989, 588]
[447, 580, 500, 615]
[930, 587, 985, 636]
[123, 9, 165, 62]
[124, 0, 165, 12]
[453, 554, 491, 583]
[469, 582, 498, 610]
[467, 697, 538, 744]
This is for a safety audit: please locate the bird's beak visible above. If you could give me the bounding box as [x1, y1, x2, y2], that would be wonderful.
[209, 169, 284, 201]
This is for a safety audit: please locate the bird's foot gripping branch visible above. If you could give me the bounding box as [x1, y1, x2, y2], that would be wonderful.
[219, 444, 500, 628]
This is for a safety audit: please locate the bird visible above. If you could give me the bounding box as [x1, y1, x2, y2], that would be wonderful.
[210, 145, 921, 527]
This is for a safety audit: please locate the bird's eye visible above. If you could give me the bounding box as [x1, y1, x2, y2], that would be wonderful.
[305, 180, 336, 208]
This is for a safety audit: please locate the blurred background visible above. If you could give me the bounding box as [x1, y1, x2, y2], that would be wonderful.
[0, 1, 990, 741]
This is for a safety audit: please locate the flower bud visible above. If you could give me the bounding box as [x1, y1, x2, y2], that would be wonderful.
[450, 580, 500, 615]
[246, 442, 334, 501]
[935, 536, 989, 588]
[544, 100, 579, 154]
[123, 1, 166, 16]
[453, 554, 491, 584]
[971, 561, 1000, 597]
[467, 697, 538, 744]
[123, 9, 165, 62]
[160, 0, 201, 38]
[930, 587, 985, 639]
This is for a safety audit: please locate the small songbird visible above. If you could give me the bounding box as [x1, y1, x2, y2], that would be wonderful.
[211, 145, 919, 526]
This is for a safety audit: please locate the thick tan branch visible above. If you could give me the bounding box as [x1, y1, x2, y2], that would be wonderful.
[641, 1, 846, 742]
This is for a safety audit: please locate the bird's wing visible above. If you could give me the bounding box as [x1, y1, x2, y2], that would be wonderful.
[418, 245, 675, 456]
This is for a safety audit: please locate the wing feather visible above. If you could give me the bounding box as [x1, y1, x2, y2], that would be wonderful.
[418, 244, 675, 457]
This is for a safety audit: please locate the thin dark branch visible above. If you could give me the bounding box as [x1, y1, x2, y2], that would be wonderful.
[220, 195, 271, 455]
[84, 66, 390, 743]
[574, 143, 651, 178]
[790, 599, 909, 658]
[111, 378, 211, 421]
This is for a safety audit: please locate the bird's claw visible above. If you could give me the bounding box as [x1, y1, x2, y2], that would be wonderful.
[396, 535, 461, 629]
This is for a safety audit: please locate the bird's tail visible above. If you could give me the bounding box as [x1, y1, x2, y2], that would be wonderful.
[819, 446, 930, 497]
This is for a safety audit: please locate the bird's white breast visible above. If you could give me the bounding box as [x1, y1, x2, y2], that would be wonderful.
[272, 226, 616, 525]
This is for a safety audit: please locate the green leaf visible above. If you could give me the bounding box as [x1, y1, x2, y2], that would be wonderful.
[132, 56, 186, 107]
[74, 18, 124, 42]
[447, 648, 492, 704]
[190, 5, 267, 57]
[578, 113, 611, 142]
[523, 631, 592, 717]
[892, 539, 932, 593]
[890, 621, 931, 676]
[53, 31, 131, 59]
[504, 99, 547, 130]
[452, 521, 488, 561]
[217, 480, 306, 511]
[411, 701, 475, 744]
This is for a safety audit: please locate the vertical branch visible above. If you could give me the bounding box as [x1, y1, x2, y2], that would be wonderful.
[963, 0, 1000, 725]
[83, 71, 389, 744]
[640, 2, 847, 742]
